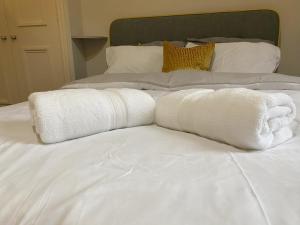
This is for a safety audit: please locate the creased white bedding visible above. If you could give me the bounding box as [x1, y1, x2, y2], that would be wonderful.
[1, 74, 300, 225]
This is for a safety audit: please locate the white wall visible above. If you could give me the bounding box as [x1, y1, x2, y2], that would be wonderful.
[67, 0, 83, 35]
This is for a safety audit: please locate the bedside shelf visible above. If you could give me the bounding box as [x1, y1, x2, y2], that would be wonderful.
[71, 35, 108, 80]
[72, 36, 108, 40]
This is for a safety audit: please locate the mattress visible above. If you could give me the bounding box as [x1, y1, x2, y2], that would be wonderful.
[1, 72, 300, 225]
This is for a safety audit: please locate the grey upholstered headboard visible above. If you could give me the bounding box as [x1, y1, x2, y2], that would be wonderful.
[110, 10, 279, 46]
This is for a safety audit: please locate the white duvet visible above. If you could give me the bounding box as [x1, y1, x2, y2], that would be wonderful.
[0, 88, 300, 225]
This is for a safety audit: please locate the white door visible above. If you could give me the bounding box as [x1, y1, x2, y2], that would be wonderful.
[0, 0, 18, 104]
[0, 0, 9, 104]
[4, 0, 69, 101]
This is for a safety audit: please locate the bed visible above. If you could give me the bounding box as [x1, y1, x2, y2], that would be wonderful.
[1, 10, 300, 225]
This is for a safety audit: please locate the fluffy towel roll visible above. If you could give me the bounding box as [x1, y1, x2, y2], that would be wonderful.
[29, 89, 155, 144]
[156, 88, 296, 150]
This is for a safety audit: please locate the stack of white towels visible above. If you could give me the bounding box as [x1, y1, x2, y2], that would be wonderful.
[29, 88, 296, 150]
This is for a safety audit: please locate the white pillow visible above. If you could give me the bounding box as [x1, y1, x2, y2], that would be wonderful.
[105, 46, 163, 74]
[186, 42, 281, 73]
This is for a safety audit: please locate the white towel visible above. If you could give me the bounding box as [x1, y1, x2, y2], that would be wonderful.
[29, 88, 155, 144]
[156, 88, 296, 150]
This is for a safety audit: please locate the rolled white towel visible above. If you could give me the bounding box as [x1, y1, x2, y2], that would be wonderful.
[29, 88, 155, 144]
[156, 88, 296, 150]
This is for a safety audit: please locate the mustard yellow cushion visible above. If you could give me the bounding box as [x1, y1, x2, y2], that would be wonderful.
[162, 41, 215, 72]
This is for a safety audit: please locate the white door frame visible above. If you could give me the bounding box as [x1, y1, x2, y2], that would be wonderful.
[55, 0, 75, 82]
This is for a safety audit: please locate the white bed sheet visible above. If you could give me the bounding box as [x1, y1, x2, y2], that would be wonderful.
[0, 90, 300, 225]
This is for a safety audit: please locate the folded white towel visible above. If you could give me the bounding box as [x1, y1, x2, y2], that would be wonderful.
[29, 88, 155, 144]
[156, 88, 296, 150]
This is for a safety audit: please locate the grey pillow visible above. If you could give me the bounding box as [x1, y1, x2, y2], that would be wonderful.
[139, 41, 186, 47]
[187, 37, 274, 45]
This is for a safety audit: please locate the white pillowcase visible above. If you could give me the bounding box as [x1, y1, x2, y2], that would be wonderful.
[105, 46, 163, 74]
[186, 42, 281, 73]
